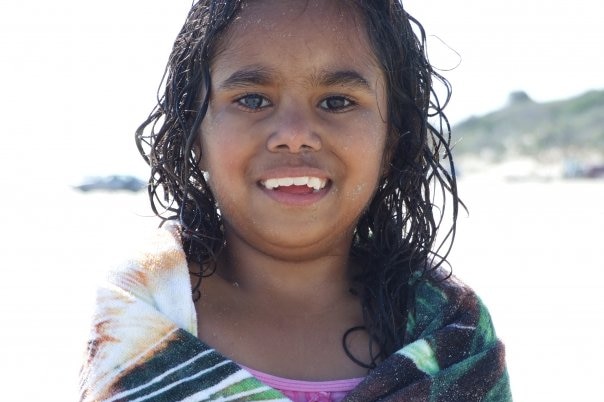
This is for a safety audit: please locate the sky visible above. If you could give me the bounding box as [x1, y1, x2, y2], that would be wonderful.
[1, 0, 603, 180]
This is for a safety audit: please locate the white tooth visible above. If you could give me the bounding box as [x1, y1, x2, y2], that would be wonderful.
[264, 178, 279, 189]
[264, 176, 326, 190]
[278, 177, 294, 186]
[308, 177, 321, 190]
[293, 177, 309, 186]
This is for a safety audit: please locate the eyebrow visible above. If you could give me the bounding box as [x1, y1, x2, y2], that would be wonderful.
[313, 70, 373, 92]
[218, 66, 276, 90]
[217, 66, 374, 92]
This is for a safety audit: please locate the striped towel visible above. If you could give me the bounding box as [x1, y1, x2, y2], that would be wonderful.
[79, 223, 511, 401]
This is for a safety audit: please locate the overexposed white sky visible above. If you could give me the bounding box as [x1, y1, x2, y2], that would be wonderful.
[1, 0, 602, 179]
[409, 0, 603, 120]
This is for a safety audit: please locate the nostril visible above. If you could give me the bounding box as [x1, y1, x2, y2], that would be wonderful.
[266, 130, 322, 153]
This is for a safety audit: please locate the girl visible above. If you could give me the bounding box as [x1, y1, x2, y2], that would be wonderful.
[80, 1, 511, 401]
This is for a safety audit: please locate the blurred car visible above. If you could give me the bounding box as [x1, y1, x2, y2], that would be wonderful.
[584, 165, 604, 179]
[74, 175, 147, 192]
[563, 161, 604, 180]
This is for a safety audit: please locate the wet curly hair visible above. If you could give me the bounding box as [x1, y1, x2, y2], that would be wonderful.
[136, 0, 459, 368]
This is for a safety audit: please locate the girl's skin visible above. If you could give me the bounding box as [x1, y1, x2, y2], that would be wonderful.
[191, 0, 389, 381]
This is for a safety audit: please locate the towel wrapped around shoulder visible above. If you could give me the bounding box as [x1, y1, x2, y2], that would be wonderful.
[79, 224, 512, 401]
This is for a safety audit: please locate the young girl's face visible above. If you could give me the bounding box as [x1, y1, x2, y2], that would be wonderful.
[199, 0, 388, 260]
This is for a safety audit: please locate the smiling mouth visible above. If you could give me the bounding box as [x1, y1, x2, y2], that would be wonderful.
[260, 176, 328, 192]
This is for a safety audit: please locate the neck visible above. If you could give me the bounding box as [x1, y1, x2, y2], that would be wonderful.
[192, 227, 372, 379]
[217, 229, 356, 313]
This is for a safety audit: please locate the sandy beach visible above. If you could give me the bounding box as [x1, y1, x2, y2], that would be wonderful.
[1, 172, 602, 401]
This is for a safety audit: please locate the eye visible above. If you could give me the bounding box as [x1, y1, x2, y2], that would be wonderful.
[319, 96, 355, 112]
[236, 94, 272, 111]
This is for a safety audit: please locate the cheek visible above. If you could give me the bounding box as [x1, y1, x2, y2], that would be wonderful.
[199, 119, 236, 170]
[352, 121, 388, 197]
[199, 132, 250, 205]
[355, 117, 388, 165]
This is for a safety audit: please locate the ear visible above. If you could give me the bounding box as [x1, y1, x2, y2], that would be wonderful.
[380, 160, 391, 181]
[193, 135, 207, 171]
[380, 134, 398, 179]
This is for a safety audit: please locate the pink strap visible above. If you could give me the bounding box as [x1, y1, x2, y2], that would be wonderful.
[242, 365, 364, 393]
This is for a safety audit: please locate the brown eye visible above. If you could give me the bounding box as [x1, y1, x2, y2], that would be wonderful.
[319, 96, 354, 111]
[236, 94, 271, 110]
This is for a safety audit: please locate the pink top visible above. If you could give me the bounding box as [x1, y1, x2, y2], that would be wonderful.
[242, 366, 364, 402]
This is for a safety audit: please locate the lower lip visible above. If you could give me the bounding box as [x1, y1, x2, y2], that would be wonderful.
[259, 183, 331, 206]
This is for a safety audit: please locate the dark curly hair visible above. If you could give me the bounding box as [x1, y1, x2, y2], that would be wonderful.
[136, 0, 459, 368]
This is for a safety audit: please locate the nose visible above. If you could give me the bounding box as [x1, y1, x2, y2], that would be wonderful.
[266, 104, 322, 153]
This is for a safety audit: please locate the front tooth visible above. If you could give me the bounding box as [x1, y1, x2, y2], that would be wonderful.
[278, 177, 294, 186]
[293, 177, 309, 186]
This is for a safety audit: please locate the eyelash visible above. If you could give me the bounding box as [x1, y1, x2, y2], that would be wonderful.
[319, 96, 356, 112]
[235, 94, 272, 111]
[234, 94, 357, 113]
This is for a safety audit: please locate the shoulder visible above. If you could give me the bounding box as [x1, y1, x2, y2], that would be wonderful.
[407, 268, 499, 349]
[106, 222, 187, 294]
[80, 223, 199, 400]
[349, 269, 512, 401]
[98, 221, 195, 332]
[394, 269, 511, 400]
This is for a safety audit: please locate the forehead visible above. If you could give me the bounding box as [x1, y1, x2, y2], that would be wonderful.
[211, 0, 380, 82]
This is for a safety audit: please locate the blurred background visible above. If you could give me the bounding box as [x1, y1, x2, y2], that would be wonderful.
[0, 0, 602, 400]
